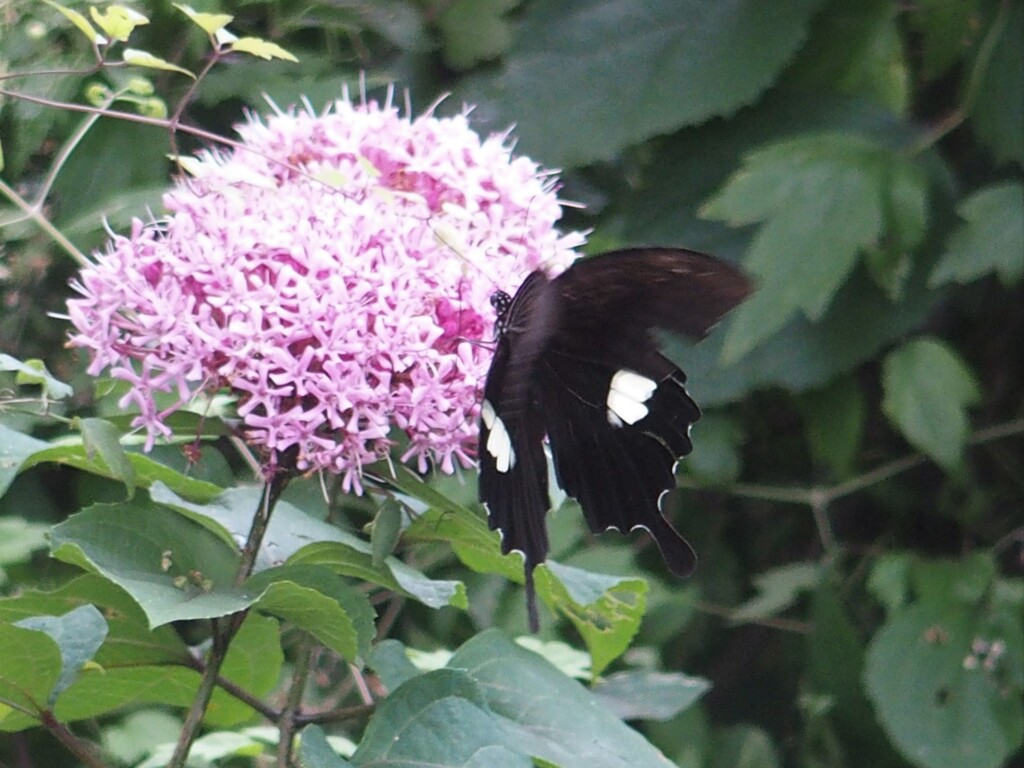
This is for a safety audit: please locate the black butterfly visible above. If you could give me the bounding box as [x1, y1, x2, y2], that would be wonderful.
[478, 248, 751, 630]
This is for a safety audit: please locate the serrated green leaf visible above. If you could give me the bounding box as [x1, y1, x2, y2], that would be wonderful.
[704, 133, 926, 362]
[14, 605, 108, 706]
[89, 5, 148, 42]
[228, 37, 298, 62]
[174, 3, 233, 35]
[592, 670, 710, 721]
[0, 623, 63, 731]
[930, 182, 1024, 287]
[729, 562, 821, 624]
[864, 601, 1024, 768]
[77, 417, 136, 498]
[453, 0, 827, 167]
[122, 48, 195, 78]
[0, 354, 74, 399]
[45, 0, 107, 44]
[881, 338, 981, 470]
[438, 0, 519, 70]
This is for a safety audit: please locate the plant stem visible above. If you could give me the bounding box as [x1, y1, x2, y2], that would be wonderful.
[277, 635, 315, 768]
[41, 713, 109, 768]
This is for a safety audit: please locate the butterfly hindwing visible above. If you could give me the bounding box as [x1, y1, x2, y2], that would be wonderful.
[479, 247, 752, 628]
[538, 349, 699, 577]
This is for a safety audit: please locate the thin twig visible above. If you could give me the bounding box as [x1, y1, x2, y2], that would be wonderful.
[277, 636, 315, 768]
[40, 713, 109, 768]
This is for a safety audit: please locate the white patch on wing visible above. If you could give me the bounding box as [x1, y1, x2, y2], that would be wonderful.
[606, 369, 657, 426]
[482, 399, 515, 472]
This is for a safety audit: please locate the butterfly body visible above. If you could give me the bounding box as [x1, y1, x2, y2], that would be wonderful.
[478, 248, 751, 629]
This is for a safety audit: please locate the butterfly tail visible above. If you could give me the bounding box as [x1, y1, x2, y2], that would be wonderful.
[645, 510, 698, 578]
[524, 562, 540, 632]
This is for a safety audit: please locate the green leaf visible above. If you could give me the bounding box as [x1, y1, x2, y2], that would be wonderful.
[703, 133, 927, 362]
[969, 0, 1024, 165]
[909, 0, 982, 78]
[174, 3, 234, 35]
[930, 182, 1024, 287]
[881, 338, 981, 470]
[228, 37, 299, 62]
[729, 562, 821, 624]
[786, 0, 909, 113]
[684, 412, 743, 484]
[122, 49, 195, 77]
[44, 0, 107, 44]
[710, 724, 781, 768]
[0, 424, 49, 498]
[0, 623, 63, 731]
[867, 553, 911, 615]
[592, 670, 710, 721]
[49, 501, 247, 627]
[368, 639, 424, 692]
[0, 574, 188, 667]
[152, 483, 466, 610]
[455, 0, 827, 167]
[0, 354, 74, 399]
[89, 5, 148, 42]
[101, 710, 182, 765]
[246, 565, 376, 661]
[299, 725, 357, 768]
[864, 601, 1024, 768]
[798, 377, 866, 477]
[21, 443, 223, 502]
[437, 0, 519, 70]
[447, 630, 674, 767]
[77, 417, 136, 498]
[354, 668, 530, 767]
[14, 605, 108, 706]
[910, 553, 997, 608]
[542, 561, 646, 677]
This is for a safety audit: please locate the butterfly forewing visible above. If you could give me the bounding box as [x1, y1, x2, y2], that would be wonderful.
[478, 247, 751, 628]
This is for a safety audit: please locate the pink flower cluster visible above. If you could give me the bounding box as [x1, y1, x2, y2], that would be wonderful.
[67, 97, 585, 490]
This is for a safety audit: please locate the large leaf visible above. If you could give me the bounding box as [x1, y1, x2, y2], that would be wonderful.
[49, 501, 248, 627]
[454, 0, 827, 167]
[0, 424, 49, 498]
[592, 670, 710, 721]
[881, 338, 981, 470]
[864, 601, 1024, 768]
[14, 605, 108, 706]
[702, 132, 929, 362]
[930, 182, 1024, 287]
[0, 623, 63, 731]
[357, 631, 673, 767]
[151, 483, 466, 610]
[0, 574, 187, 666]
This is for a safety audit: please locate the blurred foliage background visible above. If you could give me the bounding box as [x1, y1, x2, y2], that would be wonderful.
[1, 1, 1022, 767]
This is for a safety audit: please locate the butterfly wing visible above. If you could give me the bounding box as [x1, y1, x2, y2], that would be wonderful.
[478, 271, 559, 629]
[538, 248, 751, 572]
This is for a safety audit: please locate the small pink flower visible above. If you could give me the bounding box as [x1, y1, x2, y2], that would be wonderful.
[67, 96, 585, 490]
